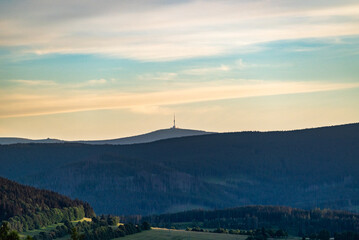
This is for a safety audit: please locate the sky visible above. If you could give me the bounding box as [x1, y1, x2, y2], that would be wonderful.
[0, 0, 359, 140]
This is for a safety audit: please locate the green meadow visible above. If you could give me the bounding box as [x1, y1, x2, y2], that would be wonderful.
[19, 218, 92, 239]
[118, 229, 245, 240]
[117, 229, 301, 240]
[20, 223, 65, 238]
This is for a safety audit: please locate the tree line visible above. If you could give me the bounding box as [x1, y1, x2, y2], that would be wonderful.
[186, 226, 288, 239]
[6, 206, 86, 233]
[138, 205, 359, 236]
[32, 215, 151, 240]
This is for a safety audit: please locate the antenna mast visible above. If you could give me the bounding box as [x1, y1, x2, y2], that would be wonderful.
[173, 114, 176, 129]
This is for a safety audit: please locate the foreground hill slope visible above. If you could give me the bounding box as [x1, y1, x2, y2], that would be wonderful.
[0, 176, 95, 233]
[0, 123, 358, 215]
[0, 176, 94, 222]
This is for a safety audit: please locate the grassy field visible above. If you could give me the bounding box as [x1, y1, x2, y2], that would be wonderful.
[20, 222, 65, 238]
[117, 229, 249, 240]
[19, 217, 92, 238]
[116, 229, 302, 240]
[20, 222, 301, 240]
[72, 217, 92, 223]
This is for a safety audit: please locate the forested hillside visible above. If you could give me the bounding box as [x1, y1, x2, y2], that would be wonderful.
[137, 205, 359, 236]
[0, 177, 94, 221]
[0, 123, 359, 215]
[0, 177, 95, 232]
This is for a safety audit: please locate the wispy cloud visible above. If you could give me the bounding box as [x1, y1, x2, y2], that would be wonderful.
[291, 47, 321, 52]
[1, 1, 359, 61]
[87, 78, 107, 85]
[236, 59, 252, 69]
[10, 80, 57, 86]
[137, 72, 178, 81]
[1, 80, 358, 118]
[129, 105, 171, 115]
[8, 79, 109, 88]
[236, 59, 291, 69]
[182, 65, 230, 75]
[73, 78, 108, 88]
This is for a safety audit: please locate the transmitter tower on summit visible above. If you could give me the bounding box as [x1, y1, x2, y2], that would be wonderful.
[173, 114, 176, 129]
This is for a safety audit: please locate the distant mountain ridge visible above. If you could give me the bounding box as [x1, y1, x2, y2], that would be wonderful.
[77, 127, 213, 145]
[0, 137, 64, 145]
[0, 127, 213, 145]
[0, 122, 359, 216]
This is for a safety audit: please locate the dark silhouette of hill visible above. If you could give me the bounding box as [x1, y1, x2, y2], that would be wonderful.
[0, 176, 94, 222]
[0, 123, 358, 216]
[0, 127, 213, 145]
[76, 127, 213, 145]
[0, 137, 64, 145]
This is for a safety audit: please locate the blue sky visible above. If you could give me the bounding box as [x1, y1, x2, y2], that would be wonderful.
[0, 0, 359, 139]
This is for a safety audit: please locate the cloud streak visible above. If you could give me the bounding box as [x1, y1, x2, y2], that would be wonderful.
[182, 65, 230, 75]
[1, 80, 358, 118]
[1, 1, 359, 61]
[9, 80, 57, 86]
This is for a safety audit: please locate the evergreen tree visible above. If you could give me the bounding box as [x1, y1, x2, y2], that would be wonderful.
[0, 223, 21, 240]
[5, 232, 19, 240]
[0, 223, 10, 240]
[141, 222, 151, 230]
[317, 230, 330, 240]
[71, 227, 83, 240]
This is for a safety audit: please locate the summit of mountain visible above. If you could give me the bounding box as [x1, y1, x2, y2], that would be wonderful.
[77, 127, 214, 145]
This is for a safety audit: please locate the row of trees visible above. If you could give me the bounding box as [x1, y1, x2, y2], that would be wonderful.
[6, 206, 86, 232]
[187, 226, 358, 240]
[303, 231, 359, 240]
[32, 215, 151, 240]
[32, 221, 74, 240]
[73, 215, 151, 240]
[305, 230, 330, 240]
[142, 206, 359, 235]
[187, 226, 288, 239]
[334, 232, 359, 240]
[245, 228, 287, 240]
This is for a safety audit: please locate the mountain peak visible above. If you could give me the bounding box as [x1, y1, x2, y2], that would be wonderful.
[78, 127, 214, 145]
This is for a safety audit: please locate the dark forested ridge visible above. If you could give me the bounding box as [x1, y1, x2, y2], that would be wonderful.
[0, 177, 150, 239]
[0, 176, 95, 223]
[0, 123, 359, 215]
[138, 205, 359, 236]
